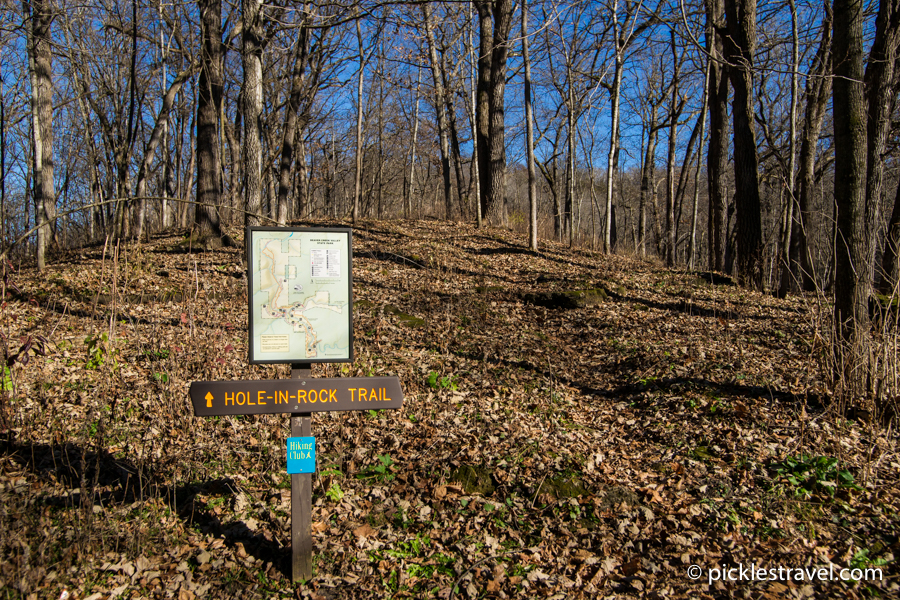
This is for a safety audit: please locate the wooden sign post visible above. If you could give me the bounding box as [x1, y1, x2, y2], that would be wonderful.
[188, 226, 405, 582]
[291, 364, 312, 582]
[189, 372, 404, 581]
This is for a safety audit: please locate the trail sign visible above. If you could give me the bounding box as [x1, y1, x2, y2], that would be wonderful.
[287, 437, 315, 474]
[189, 377, 404, 416]
[247, 227, 353, 364]
[188, 226, 405, 584]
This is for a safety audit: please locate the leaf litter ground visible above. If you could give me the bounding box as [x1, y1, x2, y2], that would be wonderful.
[0, 219, 898, 599]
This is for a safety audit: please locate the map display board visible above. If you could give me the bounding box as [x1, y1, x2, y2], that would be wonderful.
[247, 227, 353, 364]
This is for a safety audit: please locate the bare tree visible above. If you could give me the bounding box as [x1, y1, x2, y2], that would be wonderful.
[522, 0, 537, 251]
[832, 0, 871, 398]
[242, 0, 264, 226]
[134, 65, 197, 239]
[600, 0, 657, 253]
[24, 0, 55, 270]
[474, 0, 513, 225]
[723, 0, 763, 288]
[774, 0, 801, 297]
[705, 0, 729, 272]
[195, 0, 229, 245]
[665, 31, 686, 267]
[423, 2, 453, 220]
[786, 3, 832, 294]
[864, 0, 900, 289]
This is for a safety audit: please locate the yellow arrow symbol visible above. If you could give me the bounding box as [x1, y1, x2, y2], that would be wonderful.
[205, 391, 213, 407]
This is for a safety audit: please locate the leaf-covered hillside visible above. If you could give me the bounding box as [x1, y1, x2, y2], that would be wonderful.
[0, 220, 897, 599]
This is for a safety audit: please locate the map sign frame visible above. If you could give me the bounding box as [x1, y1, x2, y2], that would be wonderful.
[247, 226, 353, 364]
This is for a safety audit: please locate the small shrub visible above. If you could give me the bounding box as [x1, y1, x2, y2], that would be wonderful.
[770, 455, 862, 499]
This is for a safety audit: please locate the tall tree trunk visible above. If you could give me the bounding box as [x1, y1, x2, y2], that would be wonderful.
[723, 0, 763, 288]
[1, 67, 6, 248]
[468, 3, 482, 228]
[25, 0, 55, 271]
[353, 19, 365, 224]
[604, 53, 623, 254]
[706, 0, 729, 272]
[113, 0, 139, 241]
[423, 3, 454, 220]
[60, 11, 102, 242]
[673, 100, 705, 247]
[475, 0, 513, 224]
[522, 0, 538, 251]
[135, 66, 195, 239]
[195, 0, 227, 243]
[865, 0, 900, 290]
[832, 0, 871, 398]
[445, 76, 467, 220]
[297, 138, 309, 219]
[665, 32, 682, 267]
[689, 61, 710, 270]
[566, 76, 576, 246]
[639, 118, 659, 259]
[405, 70, 421, 219]
[777, 0, 802, 296]
[788, 4, 832, 293]
[278, 13, 322, 226]
[882, 176, 900, 291]
[242, 0, 264, 226]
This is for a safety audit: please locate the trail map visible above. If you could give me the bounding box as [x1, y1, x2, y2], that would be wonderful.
[248, 228, 352, 363]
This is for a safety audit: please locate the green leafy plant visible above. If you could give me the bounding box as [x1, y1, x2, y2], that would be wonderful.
[325, 482, 344, 502]
[85, 333, 117, 370]
[851, 547, 891, 570]
[320, 466, 342, 478]
[770, 455, 862, 498]
[386, 533, 431, 559]
[0, 365, 12, 392]
[426, 371, 458, 391]
[357, 454, 395, 482]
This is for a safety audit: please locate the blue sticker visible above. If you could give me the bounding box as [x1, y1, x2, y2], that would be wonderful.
[287, 437, 315, 474]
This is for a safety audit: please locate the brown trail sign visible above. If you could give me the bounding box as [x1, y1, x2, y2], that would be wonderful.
[188, 226, 405, 583]
[189, 376, 404, 416]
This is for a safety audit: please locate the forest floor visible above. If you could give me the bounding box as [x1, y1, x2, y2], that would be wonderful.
[0, 219, 898, 600]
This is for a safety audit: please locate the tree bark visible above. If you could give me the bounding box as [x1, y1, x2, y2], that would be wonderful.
[639, 117, 659, 259]
[474, 0, 513, 225]
[723, 0, 763, 288]
[242, 0, 264, 226]
[195, 0, 227, 244]
[566, 72, 577, 246]
[522, 0, 538, 251]
[832, 0, 871, 397]
[689, 60, 710, 270]
[882, 176, 900, 291]
[423, 3, 454, 220]
[788, 5, 832, 293]
[135, 65, 196, 239]
[25, 0, 55, 271]
[405, 70, 421, 220]
[777, 0, 802, 296]
[865, 0, 900, 290]
[706, 0, 729, 273]
[353, 19, 365, 224]
[604, 53, 623, 254]
[665, 32, 682, 267]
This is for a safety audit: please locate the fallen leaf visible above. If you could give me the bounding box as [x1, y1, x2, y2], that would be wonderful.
[354, 524, 377, 538]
